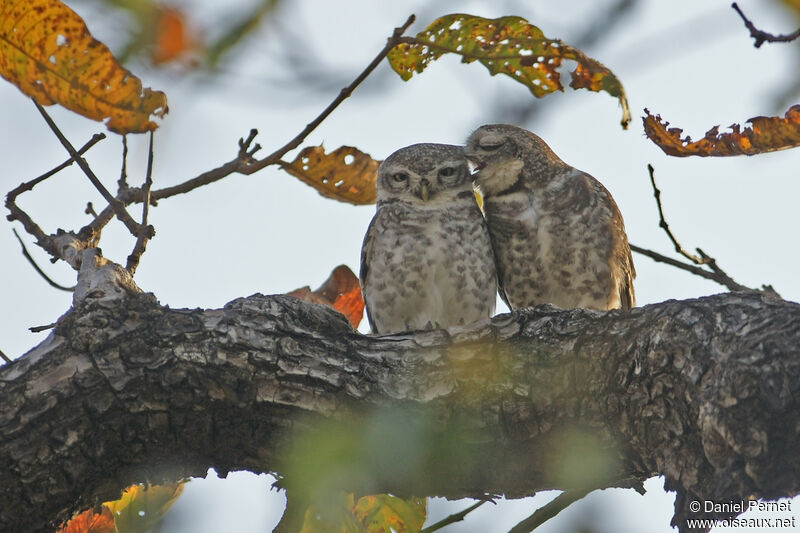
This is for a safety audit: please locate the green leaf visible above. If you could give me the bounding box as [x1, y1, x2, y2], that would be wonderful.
[388, 14, 630, 128]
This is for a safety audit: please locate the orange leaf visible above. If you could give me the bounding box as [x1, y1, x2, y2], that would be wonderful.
[56, 507, 115, 533]
[104, 482, 185, 533]
[643, 105, 800, 157]
[288, 265, 365, 328]
[0, 0, 168, 134]
[151, 7, 197, 65]
[280, 145, 379, 205]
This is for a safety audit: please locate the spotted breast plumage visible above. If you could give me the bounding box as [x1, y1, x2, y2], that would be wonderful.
[465, 124, 635, 311]
[360, 143, 497, 334]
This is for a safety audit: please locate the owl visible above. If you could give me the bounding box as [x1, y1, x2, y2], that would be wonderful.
[464, 124, 635, 311]
[360, 143, 497, 334]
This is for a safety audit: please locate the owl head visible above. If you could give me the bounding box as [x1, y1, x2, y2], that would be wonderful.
[377, 143, 472, 206]
[464, 124, 561, 197]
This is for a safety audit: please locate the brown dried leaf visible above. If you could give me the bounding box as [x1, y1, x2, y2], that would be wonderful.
[643, 105, 800, 157]
[0, 0, 168, 134]
[288, 265, 364, 328]
[280, 145, 379, 205]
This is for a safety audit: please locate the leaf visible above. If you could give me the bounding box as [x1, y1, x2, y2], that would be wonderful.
[0, 0, 168, 133]
[151, 7, 198, 65]
[280, 145, 379, 205]
[56, 507, 115, 533]
[388, 14, 630, 128]
[288, 265, 365, 328]
[353, 494, 427, 533]
[643, 105, 800, 157]
[104, 482, 185, 533]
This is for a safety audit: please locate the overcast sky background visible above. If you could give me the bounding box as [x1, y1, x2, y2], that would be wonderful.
[1, 0, 799, 531]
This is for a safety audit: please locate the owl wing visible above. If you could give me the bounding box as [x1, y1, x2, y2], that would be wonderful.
[359, 212, 380, 333]
[618, 243, 636, 310]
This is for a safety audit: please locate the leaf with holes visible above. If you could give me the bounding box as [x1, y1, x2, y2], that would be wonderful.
[288, 265, 365, 328]
[643, 105, 800, 156]
[280, 145, 379, 205]
[0, 0, 168, 133]
[388, 14, 630, 128]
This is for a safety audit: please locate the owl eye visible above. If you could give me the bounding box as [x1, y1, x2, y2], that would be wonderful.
[479, 141, 503, 152]
[438, 166, 456, 178]
[390, 172, 409, 184]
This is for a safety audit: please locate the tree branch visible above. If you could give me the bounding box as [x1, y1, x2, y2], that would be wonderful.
[420, 500, 490, 533]
[11, 229, 74, 292]
[507, 489, 590, 533]
[144, 14, 416, 202]
[1, 291, 798, 533]
[125, 131, 156, 274]
[732, 2, 800, 48]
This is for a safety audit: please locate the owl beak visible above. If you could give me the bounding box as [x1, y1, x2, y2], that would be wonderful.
[419, 179, 430, 202]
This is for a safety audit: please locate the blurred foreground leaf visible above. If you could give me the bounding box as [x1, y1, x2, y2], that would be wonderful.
[644, 105, 800, 156]
[388, 14, 630, 128]
[104, 482, 185, 533]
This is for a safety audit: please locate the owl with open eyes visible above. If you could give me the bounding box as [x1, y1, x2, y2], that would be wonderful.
[465, 124, 635, 311]
[360, 143, 497, 334]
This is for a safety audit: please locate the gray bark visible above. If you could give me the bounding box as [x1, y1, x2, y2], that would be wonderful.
[1, 290, 798, 532]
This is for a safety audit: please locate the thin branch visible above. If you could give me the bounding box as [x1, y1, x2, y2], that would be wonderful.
[118, 134, 129, 191]
[0, 348, 11, 364]
[12, 229, 75, 292]
[419, 500, 490, 533]
[146, 14, 417, 202]
[506, 489, 590, 533]
[640, 164, 752, 293]
[6, 134, 105, 261]
[85, 202, 98, 217]
[126, 131, 156, 274]
[646, 164, 706, 265]
[32, 100, 142, 235]
[732, 2, 800, 48]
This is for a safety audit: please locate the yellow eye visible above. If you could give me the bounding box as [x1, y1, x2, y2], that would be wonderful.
[391, 172, 408, 183]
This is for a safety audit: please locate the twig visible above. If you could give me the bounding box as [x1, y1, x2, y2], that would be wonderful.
[145, 14, 417, 202]
[419, 500, 490, 533]
[29, 323, 57, 333]
[732, 2, 800, 48]
[32, 100, 142, 235]
[6, 134, 105, 261]
[118, 134, 129, 191]
[12, 229, 75, 292]
[646, 164, 706, 264]
[126, 131, 156, 274]
[85, 202, 98, 217]
[506, 489, 590, 533]
[640, 164, 751, 293]
[0, 348, 11, 364]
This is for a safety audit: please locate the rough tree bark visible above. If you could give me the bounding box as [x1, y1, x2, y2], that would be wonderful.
[1, 285, 798, 533]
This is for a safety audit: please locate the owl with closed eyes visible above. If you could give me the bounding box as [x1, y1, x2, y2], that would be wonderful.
[465, 124, 635, 311]
[360, 143, 497, 334]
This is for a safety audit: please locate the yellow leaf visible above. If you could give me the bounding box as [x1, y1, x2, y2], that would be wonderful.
[0, 0, 168, 134]
[388, 14, 630, 128]
[353, 494, 427, 533]
[643, 105, 800, 157]
[280, 145, 379, 205]
[104, 482, 185, 533]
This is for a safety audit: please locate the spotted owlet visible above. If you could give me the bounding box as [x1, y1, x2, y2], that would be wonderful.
[464, 124, 635, 311]
[360, 143, 497, 334]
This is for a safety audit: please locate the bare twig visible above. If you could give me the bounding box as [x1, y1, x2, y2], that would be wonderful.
[6, 134, 105, 261]
[0, 348, 11, 364]
[638, 164, 752, 293]
[732, 2, 800, 48]
[32, 100, 142, 235]
[646, 164, 706, 264]
[506, 489, 590, 533]
[118, 134, 129, 191]
[12, 229, 75, 292]
[126, 131, 156, 274]
[29, 323, 57, 333]
[85, 202, 98, 217]
[146, 14, 417, 202]
[419, 500, 491, 533]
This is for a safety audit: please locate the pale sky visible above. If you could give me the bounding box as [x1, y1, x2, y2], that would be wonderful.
[1, 0, 798, 531]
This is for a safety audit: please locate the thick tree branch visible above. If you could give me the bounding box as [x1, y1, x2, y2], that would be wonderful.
[0, 291, 798, 533]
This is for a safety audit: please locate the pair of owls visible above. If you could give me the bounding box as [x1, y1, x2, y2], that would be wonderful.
[360, 124, 636, 334]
